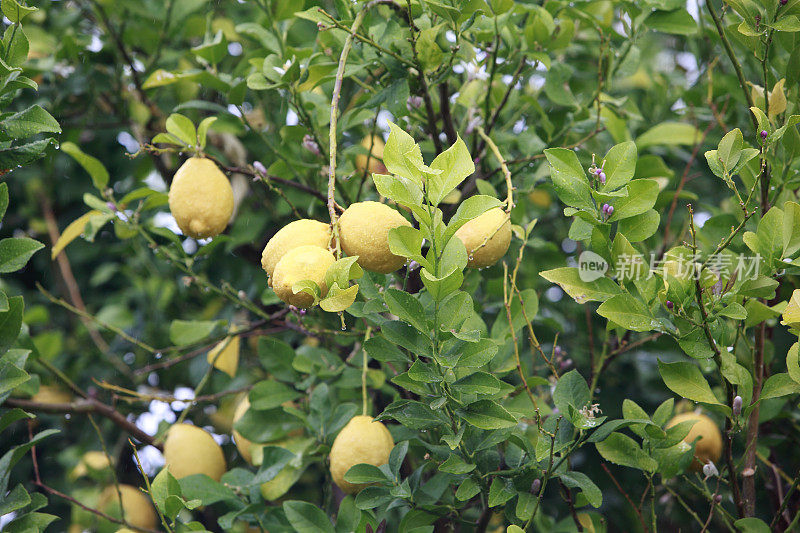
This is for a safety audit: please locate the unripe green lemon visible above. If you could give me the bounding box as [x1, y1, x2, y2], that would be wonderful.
[339, 201, 411, 273]
[454, 207, 511, 268]
[98, 484, 157, 531]
[666, 412, 722, 471]
[355, 135, 387, 175]
[261, 219, 332, 281]
[232, 396, 258, 465]
[162, 423, 226, 481]
[272, 245, 335, 308]
[329, 415, 394, 494]
[168, 156, 234, 239]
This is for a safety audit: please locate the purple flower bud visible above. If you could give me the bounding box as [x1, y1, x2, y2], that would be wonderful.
[602, 203, 610, 214]
[714, 494, 723, 503]
[760, 130, 768, 139]
[406, 95, 423, 111]
[253, 160, 267, 176]
[106, 201, 117, 212]
[607, 205, 614, 214]
[781, 0, 788, 5]
[317, 21, 327, 31]
[595, 168, 602, 175]
[666, 300, 674, 310]
[560, 358, 573, 370]
[531, 479, 541, 494]
[599, 172, 606, 184]
[554, 345, 563, 357]
[302, 134, 321, 156]
[733, 395, 743, 417]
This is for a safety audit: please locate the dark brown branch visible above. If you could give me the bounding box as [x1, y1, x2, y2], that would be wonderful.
[8, 397, 160, 450]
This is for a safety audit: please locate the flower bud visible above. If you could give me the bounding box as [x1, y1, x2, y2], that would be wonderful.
[599, 172, 606, 184]
[666, 300, 674, 310]
[714, 494, 723, 503]
[253, 160, 267, 176]
[531, 479, 541, 494]
[760, 130, 768, 139]
[733, 395, 743, 417]
[302, 134, 321, 156]
[702, 461, 719, 478]
[406, 96, 423, 111]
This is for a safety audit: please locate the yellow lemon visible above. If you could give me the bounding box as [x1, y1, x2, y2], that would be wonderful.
[454, 207, 511, 268]
[355, 135, 387, 175]
[261, 219, 332, 280]
[272, 245, 335, 308]
[71, 450, 112, 479]
[162, 423, 226, 481]
[782, 289, 800, 328]
[98, 485, 157, 531]
[666, 412, 722, 471]
[31, 385, 72, 404]
[232, 396, 258, 465]
[329, 415, 394, 494]
[115, 530, 138, 533]
[168, 156, 234, 239]
[338, 201, 411, 274]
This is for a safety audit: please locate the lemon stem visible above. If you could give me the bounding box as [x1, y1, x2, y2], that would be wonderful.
[361, 327, 372, 416]
[476, 126, 514, 213]
[327, 7, 370, 258]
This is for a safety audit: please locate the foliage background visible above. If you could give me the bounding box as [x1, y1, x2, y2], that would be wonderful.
[0, 0, 799, 531]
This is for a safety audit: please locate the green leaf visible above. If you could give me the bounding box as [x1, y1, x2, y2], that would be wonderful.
[179, 474, 237, 505]
[1, 0, 36, 22]
[601, 141, 637, 191]
[759, 373, 800, 400]
[249, 380, 301, 410]
[455, 478, 480, 500]
[438, 454, 476, 474]
[458, 399, 517, 429]
[539, 267, 622, 304]
[0, 296, 23, 355]
[597, 293, 658, 332]
[383, 121, 424, 184]
[557, 471, 602, 508]
[282, 501, 335, 533]
[61, 142, 109, 189]
[488, 477, 515, 507]
[595, 432, 657, 472]
[553, 370, 591, 415]
[733, 517, 772, 533]
[165, 113, 197, 147]
[168, 319, 218, 345]
[0, 182, 7, 223]
[646, 8, 698, 34]
[452, 372, 504, 395]
[384, 288, 427, 332]
[0, 105, 60, 139]
[0, 237, 42, 273]
[319, 283, 359, 313]
[372, 173, 424, 208]
[0, 358, 28, 396]
[191, 30, 227, 64]
[608, 179, 660, 221]
[0, 138, 55, 168]
[0, 484, 29, 516]
[618, 209, 660, 242]
[427, 135, 475, 205]
[657, 359, 723, 406]
[544, 148, 594, 211]
[343, 463, 390, 484]
[197, 116, 217, 149]
[444, 194, 504, 242]
[637, 122, 702, 148]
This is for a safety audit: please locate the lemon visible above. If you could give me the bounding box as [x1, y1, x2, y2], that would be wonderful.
[338, 201, 411, 273]
[261, 219, 332, 280]
[70, 450, 111, 479]
[329, 415, 394, 494]
[355, 135, 387, 175]
[31, 385, 72, 404]
[232, 396, 259, 465]
[666, 412, 722, 471]
[168, 156, 234, 239]
[272, 245, 335, 308]
[454, 207, 511, 268]
[98, 484, 157, 531]
[162, 423, 226, 481]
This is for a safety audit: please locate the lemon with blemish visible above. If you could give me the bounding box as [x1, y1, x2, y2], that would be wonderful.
[329, 415, 394, 494]
[454, 207, 511, 268]
[272, 245, 335, 308]
[162, 423, 226, 481]
[261, 219, 332, 281]
[338, 201, 411, 274]
[168, 156, 234, 239]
